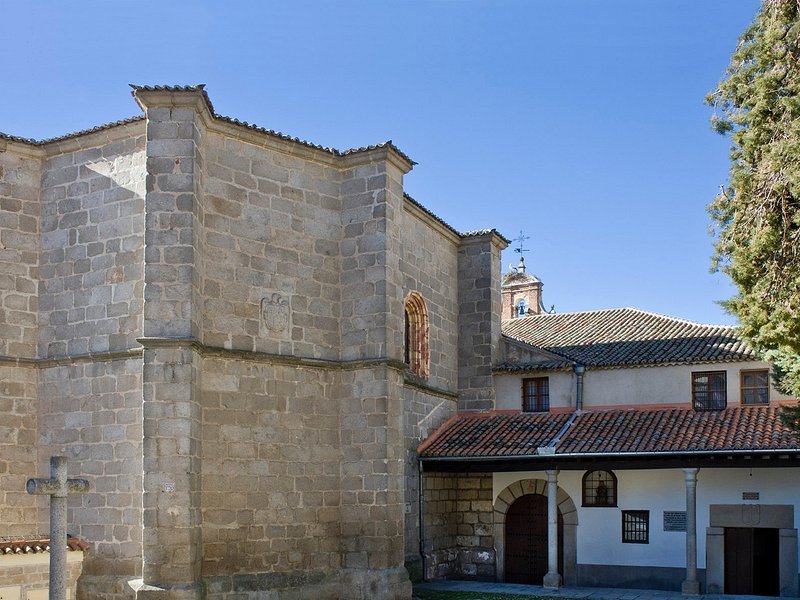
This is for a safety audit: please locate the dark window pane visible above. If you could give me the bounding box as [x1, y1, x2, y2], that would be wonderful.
[522, 377, 549, 412]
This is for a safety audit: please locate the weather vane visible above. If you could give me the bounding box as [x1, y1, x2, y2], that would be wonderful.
[509, 231, 531, 273]
[512, 231, 530, 255]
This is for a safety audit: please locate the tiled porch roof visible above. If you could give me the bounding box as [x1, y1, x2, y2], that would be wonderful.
[418, 405, 800, 459]
[0, 537, 89, 555]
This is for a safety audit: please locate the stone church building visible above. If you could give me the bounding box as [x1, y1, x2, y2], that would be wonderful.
[0, 85, 503, 599]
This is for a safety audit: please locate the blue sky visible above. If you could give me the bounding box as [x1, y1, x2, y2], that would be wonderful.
[1, 1, 760, 324]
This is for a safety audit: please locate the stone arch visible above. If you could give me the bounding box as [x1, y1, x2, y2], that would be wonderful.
[494, 478, 578, 585]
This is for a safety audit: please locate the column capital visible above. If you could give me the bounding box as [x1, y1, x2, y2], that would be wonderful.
[545, 468, 559, 482]
[683, 467, 699, 485]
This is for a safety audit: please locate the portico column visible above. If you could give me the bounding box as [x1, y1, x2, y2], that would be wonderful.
[682, 467, 700, 595]
[543, 469, 562, 589]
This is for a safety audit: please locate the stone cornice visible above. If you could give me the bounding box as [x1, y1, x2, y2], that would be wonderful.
[403, 374, 458, 400]
[458, 229, 510, 251]
[0, 348, 144, 368]
[0, 136, 45, 159]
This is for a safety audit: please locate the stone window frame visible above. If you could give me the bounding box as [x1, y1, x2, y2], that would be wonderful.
[692, 370, 727, 411]
[582, 470, 617, 507]
[404, 291, 430, 378]
[622, 510, 650, 544]
[740, 369, 770, 405]
[522, 377, 549, 412]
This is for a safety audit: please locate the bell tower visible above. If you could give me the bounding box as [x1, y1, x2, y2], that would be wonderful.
[501, 256, 543, 319]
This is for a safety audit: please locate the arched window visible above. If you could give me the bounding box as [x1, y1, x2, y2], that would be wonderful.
[404, 291, 429, 378]
[582, 470, 617, 507]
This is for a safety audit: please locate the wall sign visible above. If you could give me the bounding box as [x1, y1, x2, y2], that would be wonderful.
[663, 511, 687, 532]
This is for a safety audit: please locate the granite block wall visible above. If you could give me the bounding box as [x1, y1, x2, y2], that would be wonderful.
[0, 143, 42, 537]
[38, 130, 145, 357]
[0, 364, 38, 536]
[200, 357, 341, 580]
[0, 144, 40, 359]
[422, 472, 496, 581]
[201, 132, 341, 357]
[1, 86, 504, 600]
[37, 357, 143, 598]
[402, 387, 457, 574]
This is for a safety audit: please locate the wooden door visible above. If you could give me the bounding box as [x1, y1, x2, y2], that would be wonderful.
[725, 527, 779, 596]
[505, 494, 563, 584]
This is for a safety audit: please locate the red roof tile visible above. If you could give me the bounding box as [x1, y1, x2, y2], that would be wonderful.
[419, 406, 800, 459]
[0, 537, 89, 556]
[419, 412, 571, 458]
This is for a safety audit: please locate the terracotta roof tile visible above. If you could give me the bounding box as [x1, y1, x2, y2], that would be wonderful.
[0, 537, 89, 555]
[419, 412, 572, 458]
[501, 308, 755, 369]
[419, 406, 800, 459]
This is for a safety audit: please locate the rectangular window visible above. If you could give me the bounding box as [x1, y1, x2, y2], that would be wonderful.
[741, 369, 769, 405]
[622, 510, 649, 544]
[692, 371, 727, 410]
[522, 377, 549, 412]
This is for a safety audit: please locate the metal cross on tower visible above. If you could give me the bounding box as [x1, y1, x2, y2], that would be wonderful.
[27, 456, 89, 600]
[512, 230, 531, 255]
[511, 231, 530, 272]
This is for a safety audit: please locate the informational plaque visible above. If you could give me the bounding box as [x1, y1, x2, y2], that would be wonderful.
[663, 511, 687, 532]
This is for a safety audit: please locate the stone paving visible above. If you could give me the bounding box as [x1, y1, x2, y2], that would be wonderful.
[414, 580, 800, 600]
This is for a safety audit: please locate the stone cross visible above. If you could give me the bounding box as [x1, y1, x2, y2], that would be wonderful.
[26, 456, 89, 600]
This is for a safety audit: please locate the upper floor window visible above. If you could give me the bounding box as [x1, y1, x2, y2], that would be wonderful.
[404, 291, 429, 378]
[583, 470, 617, 507]
[692, 371, 727, 411]
[741, 369, 769, 405]
[522, 377, 549, 412]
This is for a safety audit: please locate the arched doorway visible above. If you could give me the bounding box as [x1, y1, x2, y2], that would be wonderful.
[505, 493, 563, 584]
[494, 478, 578, 585]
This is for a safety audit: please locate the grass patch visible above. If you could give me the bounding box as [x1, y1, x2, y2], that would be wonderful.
[415, 591, 565, 600]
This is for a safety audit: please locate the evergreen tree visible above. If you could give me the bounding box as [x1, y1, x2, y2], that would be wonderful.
[706, 0, 800, 426]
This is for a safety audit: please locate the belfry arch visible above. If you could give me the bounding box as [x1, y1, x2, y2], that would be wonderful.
[493, 478, 578, 585]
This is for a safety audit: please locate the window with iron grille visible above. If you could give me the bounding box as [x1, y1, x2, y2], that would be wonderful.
[522, 377, 549, 412]
[622, 510, 649, 544]
[740, 369, 769, 405]
[582, 470, 617, 507]
[692, 371, 727, 410]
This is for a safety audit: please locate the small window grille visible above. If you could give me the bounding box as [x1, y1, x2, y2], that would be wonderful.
[692, 371, 727, 410]
[622, 510, 649, 544]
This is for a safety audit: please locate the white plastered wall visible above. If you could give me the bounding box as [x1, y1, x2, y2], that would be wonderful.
[494, 467, 800, 569]
[495, 360, 792, 412]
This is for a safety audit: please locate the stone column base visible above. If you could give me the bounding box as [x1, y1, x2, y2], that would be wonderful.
[128, 578, 203, 600]
[339, 567, 412, 600]
[543, 571, 562, 590]
[681, 579, 700, 595]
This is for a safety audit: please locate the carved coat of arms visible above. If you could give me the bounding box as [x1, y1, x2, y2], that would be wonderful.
[261, 293, 290, 334]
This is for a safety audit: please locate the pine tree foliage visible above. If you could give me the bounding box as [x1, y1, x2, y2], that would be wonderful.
[707, 0, 800, 425]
